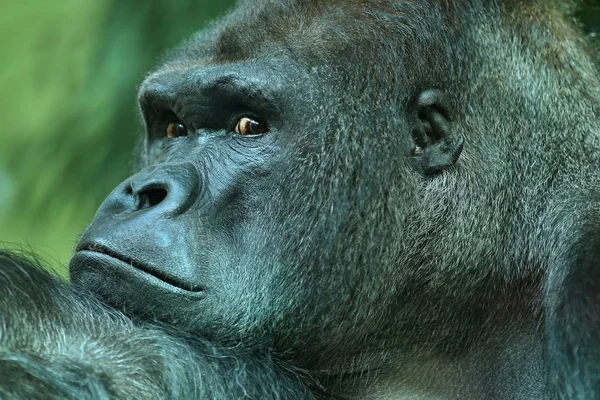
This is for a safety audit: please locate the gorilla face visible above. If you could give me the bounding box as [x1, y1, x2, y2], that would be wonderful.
[70, 59, 333, 334]
[71, 0, 489, 364]
[74, 49, 412, 347]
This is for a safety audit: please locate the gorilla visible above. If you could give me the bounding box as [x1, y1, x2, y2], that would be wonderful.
[2, 0, 600, 398]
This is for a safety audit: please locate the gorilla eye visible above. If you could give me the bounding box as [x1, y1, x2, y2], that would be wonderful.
[235, 117, 267, 135]
[166, 122, 188, 138]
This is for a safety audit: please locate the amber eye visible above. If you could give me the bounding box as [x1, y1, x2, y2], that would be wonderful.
[234, 117, 267, 135]
[166, 122, 187, 138]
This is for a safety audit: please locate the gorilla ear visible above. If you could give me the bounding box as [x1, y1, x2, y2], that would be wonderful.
[409, 90, 464, 175]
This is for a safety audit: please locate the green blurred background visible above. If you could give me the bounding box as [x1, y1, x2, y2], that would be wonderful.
[0, 0, 598, 275]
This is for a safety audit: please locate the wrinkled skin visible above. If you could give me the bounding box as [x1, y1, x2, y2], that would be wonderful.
[3, 0, 600, 398]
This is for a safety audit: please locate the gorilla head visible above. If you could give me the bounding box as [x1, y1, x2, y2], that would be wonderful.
[70, 0, 600, 395]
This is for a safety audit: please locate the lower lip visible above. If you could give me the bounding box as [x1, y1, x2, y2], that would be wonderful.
[69, 250, 204, 296]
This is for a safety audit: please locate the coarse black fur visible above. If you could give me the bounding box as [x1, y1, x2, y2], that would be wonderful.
[3, 0, 600, 398]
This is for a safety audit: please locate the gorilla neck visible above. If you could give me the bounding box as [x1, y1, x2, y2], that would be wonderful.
[320, 285, 545, 399]
[327, 327, 546, 400]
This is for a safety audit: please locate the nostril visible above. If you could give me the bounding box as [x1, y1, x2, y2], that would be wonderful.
[118, 163, 199, 216]
[136, 185, 168, 210]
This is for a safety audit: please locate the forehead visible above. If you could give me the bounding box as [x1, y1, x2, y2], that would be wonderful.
[153, 0, 423, 72]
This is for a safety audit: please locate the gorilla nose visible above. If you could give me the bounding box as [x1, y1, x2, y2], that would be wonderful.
[98, 163, 200, 218]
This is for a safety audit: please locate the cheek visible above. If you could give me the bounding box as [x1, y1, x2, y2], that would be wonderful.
[214, 215, 306, 296]
[202, 243, 283, 338]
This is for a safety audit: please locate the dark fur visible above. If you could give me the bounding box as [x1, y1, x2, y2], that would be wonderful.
[3, 0, 600, 398]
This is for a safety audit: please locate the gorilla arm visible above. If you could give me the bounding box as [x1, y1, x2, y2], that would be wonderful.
[0, 251, 315, 400]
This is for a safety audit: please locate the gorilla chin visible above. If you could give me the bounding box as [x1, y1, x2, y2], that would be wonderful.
[70, 249, 205, 319]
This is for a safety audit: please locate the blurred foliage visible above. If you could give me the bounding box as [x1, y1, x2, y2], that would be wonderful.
[0, 1, 598, 275]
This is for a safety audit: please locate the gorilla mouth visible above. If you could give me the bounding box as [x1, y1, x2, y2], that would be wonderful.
[77, 244, 202, 292]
